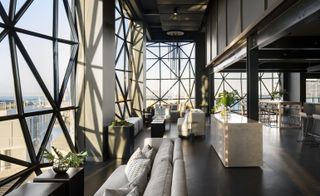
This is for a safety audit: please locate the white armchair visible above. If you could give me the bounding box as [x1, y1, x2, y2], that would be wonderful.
[177, 109, 205, 137]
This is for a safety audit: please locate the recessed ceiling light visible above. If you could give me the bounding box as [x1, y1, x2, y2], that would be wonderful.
[173, 8, 178, 16]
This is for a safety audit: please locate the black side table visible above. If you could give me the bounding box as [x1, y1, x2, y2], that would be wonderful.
[151, 119, 166, 137]
[34, 168, 84, 196]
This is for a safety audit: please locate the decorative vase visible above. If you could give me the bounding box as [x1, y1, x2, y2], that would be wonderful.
[52, 160, 69, 174]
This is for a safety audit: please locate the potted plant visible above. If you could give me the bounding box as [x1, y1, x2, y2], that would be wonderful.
[43, 146, 87, 174]
[271, 89, 287, 100]
[215, 90, 239, 116]
[108, 120, 134, 159]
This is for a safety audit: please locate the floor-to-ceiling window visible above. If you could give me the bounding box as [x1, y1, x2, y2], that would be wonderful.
[115, 0, 144, 119]
[214, 72, 281, 113]
[145, 42, 196, 107]
[306, 78, 320, 103]
[0, 0, 78, 193]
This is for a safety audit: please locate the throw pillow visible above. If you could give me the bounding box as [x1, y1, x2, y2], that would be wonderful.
[126, 158, 151, 182]
[144, 148, 156, 160]
[141, 144, 152, 154]
[128, 163, 150, 194]
[126, 148, 145, 173]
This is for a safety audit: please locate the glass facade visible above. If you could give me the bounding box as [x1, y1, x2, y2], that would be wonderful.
[214, 72, 281, 113]
[0, 0, 78, 193]
[306, 79, 320, 103]
[115, 0, 144, 119]
[146, 42, 196, 107]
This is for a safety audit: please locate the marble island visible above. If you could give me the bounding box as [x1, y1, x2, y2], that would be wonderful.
[210, 113, 263, 167]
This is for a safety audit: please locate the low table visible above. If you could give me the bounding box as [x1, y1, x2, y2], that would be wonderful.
[151, 118, 166, 137]
[33, 168, 84, 196]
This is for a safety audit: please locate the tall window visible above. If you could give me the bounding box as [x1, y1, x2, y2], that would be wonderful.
[0, 0, 78, 193]
[115, 0, 144, 119]
[306, 79, 320, 103]
[146, 42, 196, 107]
[214, 72, 281, 112]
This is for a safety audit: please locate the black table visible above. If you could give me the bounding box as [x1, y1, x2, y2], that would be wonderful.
[151, 118, 166, 137]
[34, 167, 84, 196]
[7, 182, 64, 196]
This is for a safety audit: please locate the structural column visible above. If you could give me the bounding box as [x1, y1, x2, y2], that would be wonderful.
[246, 35, 259, 120]
[76, 0, 115, 161]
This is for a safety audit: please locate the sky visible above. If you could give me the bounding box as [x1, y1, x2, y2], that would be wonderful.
[0, 0, 72, 97]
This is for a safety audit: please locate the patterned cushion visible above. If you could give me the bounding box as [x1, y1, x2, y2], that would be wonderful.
[126, 159, 151, 194]
[126, 158, 151, 182]
[126, 148, 145, 173]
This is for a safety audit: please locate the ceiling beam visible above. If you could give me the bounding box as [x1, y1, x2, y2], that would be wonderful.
[258, 49, 320, 60]
[261, 36, 320, 50]
[256, 0, 320, 49]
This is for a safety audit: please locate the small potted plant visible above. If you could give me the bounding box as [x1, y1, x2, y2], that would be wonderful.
[215, 90, 239, 116]
[271, 89, 287, 100]
[43, 146, 87, 174]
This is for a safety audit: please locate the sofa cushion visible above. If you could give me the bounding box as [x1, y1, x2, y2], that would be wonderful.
[143, 159, 173, 196]
[125, 148, 144, 173]
[173, 138, 183, 163]
[104, 186, 139, 196]
[142, 144, 156, 162]
[141, 144, 152, 154]
[171, 160, 188, 196]
[127, 159, 151, 195]
[151, 140, 173, 176]
[94, 166, 129, 196]
[126, 158, 151, 182]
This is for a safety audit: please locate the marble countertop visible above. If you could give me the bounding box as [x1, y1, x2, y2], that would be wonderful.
[212, 113, 259, 124]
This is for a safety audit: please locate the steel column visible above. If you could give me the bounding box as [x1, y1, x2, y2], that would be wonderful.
[246, 35, 259, 120]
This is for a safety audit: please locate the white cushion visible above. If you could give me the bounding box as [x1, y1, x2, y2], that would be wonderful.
[125, 148, 145, 174]
[127, 159, 151, 194]
[126, 158, 151, 182]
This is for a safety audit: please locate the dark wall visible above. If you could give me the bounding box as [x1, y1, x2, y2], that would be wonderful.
[195, 33, 209, 111]
[205, 0, 281, 63]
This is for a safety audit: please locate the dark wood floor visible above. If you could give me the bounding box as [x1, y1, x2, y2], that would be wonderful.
[85, 120, 320, 196]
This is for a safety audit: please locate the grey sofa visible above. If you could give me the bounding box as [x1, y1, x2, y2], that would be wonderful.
[126, 117, 143, 136]
[94, 138, 187, 196]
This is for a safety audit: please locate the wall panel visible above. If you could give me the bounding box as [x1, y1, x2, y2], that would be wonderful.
[217, 0, 227, 54]
[211, 0, 218, 59]
[242, 0, 264, 30]
[227, 0, 241, 44]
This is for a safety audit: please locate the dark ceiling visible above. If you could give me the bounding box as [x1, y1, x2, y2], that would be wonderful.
[130, 0, 209, 40]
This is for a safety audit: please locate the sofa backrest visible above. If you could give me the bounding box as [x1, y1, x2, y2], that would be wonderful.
[143, 138, 187, 196]
[171, 160, 188, 196]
